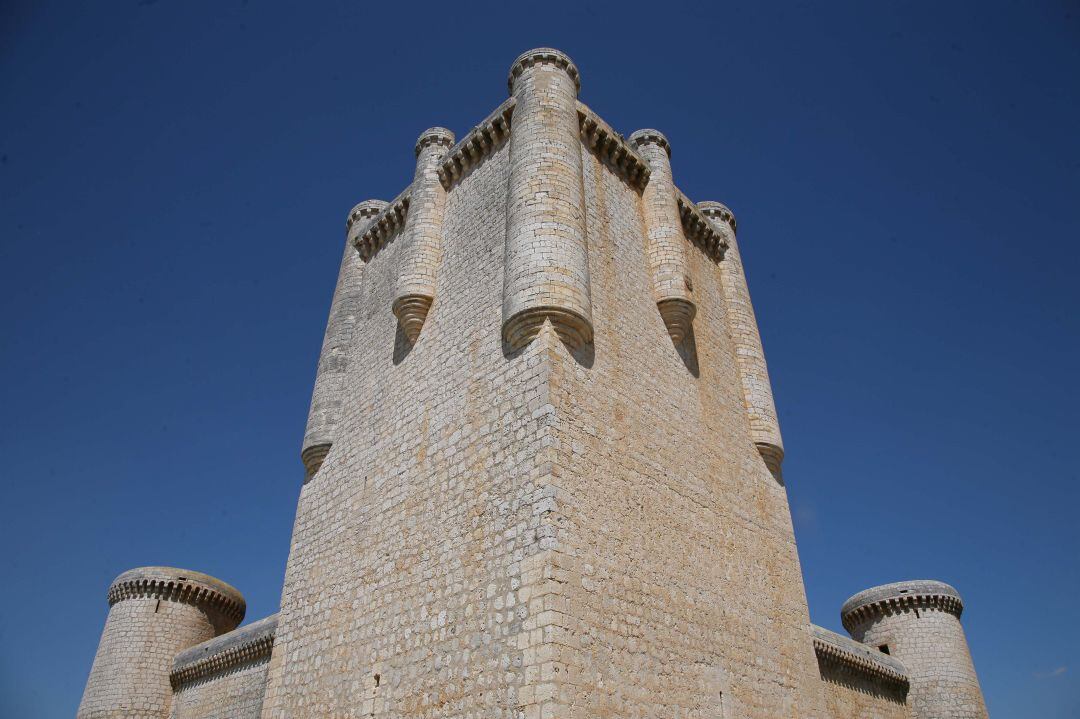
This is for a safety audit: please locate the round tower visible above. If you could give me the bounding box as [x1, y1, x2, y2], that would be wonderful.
[502, 48, 594, 350]
[301, 199, 385, 481]
[841, 580, 988, 719]
[628, 129, 696, 344]
[393, 127, 455, 342]
[77, 566, 246, 719]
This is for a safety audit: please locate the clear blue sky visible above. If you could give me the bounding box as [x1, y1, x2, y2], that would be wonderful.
[2, 2, 1077, 717]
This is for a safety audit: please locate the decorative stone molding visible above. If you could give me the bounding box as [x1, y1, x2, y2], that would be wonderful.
[107, 567, 246, 629]
[301, 442, 331, 481]
[577, 103, 650, 191]
[812, 624, 910, 690]
[508, 47, 580, 94]
[438, 98, 514, 190]
[675, 191, 728, 261]
[841, 580, 964, 633]
[353, 186, 412, 261]
[171, 614, 278, 691]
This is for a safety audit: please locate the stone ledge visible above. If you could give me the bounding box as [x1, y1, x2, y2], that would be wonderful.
[438, 98, 515, 190]
[107, 567, 245, 628]
[676, 190, 728, 261]
[170, 613, 278, 691]
[841, 580, 964, 632]
[578, 102, 651, 191]
[812, 624, 910, 689]
[353, 185, 412, 261]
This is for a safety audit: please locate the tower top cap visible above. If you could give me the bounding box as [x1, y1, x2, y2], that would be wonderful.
[347, 199, 389, 232]
[108, 566, 246, 628]
[841, 579, 963, 630]
[698, 201, 737, 233]
[628, 129, 671, 156]
[415, 127, 456, 157]
[508, 48, 580, 94]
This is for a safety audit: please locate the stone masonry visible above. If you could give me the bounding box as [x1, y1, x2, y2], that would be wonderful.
[78, 49, 990, 719]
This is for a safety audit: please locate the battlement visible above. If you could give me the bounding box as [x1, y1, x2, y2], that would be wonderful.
[812, 624, 910, 689]
[507, 47, 580, 93]
[107, 566, 246, 629]
[170, 614, 278, 691]
[842, 580, 964, 632]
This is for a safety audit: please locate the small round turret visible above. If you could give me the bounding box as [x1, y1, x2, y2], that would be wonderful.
[841, 580, 988, 719]
[629, 129, 696, 344]
[301, 199, 386, 481]
[78, 567, 245, 719]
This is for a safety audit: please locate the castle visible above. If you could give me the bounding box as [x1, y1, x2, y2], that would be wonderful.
[77, 49, 989, 719]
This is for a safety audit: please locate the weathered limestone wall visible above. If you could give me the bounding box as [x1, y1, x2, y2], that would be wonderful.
[171, 663, 269, 719]
[169, 615, 276, 719]
[78, 568, 245, 719]
[820, 671, 911, 719]
[261, 138, 558, 717]
[843, 582, 988, 719]
[518, 143, 828, 718]
[813, 625, 910, 719]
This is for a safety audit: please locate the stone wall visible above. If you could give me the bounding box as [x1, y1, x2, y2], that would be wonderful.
[261, 137, 548, 717]
[262, 83, 830, 716]
[169, 615, 276, 719]
[813, 625, 910, 719]
[522, 137, 828, 718]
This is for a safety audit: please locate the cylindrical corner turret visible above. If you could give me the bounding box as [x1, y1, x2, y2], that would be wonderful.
[301, 200, 384, 481]
[629, 129, 696, 344]
[78, 566, 246, 719]
[700, 200, 785, 480]
[841, 580, 988, 719]
[393, 127, 454, 342]
[502, 48, 594, 351]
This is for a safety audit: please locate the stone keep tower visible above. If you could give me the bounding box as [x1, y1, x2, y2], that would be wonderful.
[77, 567, 245, 719]
[74, 47, 991, 719]
[260, 48, 829, 719]
[842, 581, 989, 719]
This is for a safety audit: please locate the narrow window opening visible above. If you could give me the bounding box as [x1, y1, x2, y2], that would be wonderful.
[878, 644, 890, 655]
[374, 673, 380, 688]
[154, 599, 161, 613]
[914, 608, 921, 618]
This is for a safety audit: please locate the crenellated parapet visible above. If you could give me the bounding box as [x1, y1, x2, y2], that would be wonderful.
[170, 613, 278, 691]
[577, 103, 651, 191]
[438, 99, 514, 190]
[677, 191, 729, 258]
[841, 580, 965, 633]
[353, 187, 411, 262]
[812, 624, 910, 691]
[501, 48, 594, 351]
[107, 566, 246, 629]
[393, 127, 455, 342]
[630, 129, 696, 344]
